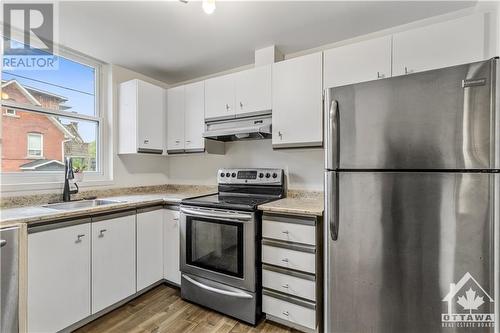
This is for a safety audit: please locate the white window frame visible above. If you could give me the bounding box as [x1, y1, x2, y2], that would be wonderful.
[4, 108, 17, 117]
[27, 132, 44, 158]
[1, 45, 113, 193]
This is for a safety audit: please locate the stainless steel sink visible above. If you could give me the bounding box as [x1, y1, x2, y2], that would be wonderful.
[42, 199, 125, 211]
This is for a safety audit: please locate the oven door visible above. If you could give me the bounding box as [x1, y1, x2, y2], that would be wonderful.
[180, 206, 256, 291]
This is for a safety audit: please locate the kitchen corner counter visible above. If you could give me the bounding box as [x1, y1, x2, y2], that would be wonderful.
[258, 191, 324, 216]
[0, 187, 215, 228]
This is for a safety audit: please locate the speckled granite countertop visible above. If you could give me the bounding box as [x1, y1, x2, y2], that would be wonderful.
[0, 187, 215, 228]
[258, 191, 324, 216]
[1, 187, 324, 228]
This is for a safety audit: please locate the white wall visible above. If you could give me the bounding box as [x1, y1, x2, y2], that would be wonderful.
[167, 140, 324, 191]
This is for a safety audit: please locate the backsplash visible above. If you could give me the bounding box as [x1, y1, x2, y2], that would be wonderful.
[0, 184, 215, 209]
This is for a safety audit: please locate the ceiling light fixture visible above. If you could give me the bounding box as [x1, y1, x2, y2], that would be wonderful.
[202, 0, 216, 15]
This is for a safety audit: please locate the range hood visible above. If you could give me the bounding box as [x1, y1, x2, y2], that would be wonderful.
[203, 113, 272, 142]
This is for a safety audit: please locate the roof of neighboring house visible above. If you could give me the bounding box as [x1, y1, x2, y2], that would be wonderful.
[1, 79, 71, 111]
[64, 122, 85, 143]
[1, 79, 42, 106]
[2, 79, 68, 102]
[19, 159, 65, 171]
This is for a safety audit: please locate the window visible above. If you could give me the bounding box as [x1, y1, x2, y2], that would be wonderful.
[4, 108, 17, 116]
[1, 38, 109, 189]
[27, 133, 43, 157]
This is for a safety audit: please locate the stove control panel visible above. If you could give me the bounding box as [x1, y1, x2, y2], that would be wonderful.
[218, 168, 283, 185]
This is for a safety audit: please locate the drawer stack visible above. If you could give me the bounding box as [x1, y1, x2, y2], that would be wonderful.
[261, 213, 322, 333]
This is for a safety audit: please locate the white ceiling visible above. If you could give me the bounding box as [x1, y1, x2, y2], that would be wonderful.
[59, 1, 476, 84]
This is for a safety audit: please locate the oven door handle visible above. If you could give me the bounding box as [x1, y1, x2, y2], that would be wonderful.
[183, 275, 253, 299]
[180, 207, 252, 221]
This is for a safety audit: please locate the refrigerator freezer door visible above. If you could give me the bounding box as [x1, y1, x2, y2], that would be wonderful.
[330, 58, 497, 170]
[325, 172, 497, 333]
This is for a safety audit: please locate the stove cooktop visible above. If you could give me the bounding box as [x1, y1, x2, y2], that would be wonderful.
[181, 193, 279, 211]
[181, 168, 285, 211]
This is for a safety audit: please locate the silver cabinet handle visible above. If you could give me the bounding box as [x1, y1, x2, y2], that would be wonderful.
[281, 230, 289, 234]
[282, 311, 289, 316]
[225, 103, 230, 111]
[76, 234, 85, 242]
[282, 284, 289, 289]
[99, 229, 107, 237]
[143, 139, 149, 144]
[0, 240, 6, 247]
[281, 258, 289, 263]
[183, 275, 253, 299]
[278, 131, 283, 139]
[175, 140, 180, 143]
[239, 101, 243, 108]
[377, 71, 385, 79]
[404, 66, 413, 75]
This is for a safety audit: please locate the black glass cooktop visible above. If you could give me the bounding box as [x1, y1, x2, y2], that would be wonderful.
[182, 193, 278, 211]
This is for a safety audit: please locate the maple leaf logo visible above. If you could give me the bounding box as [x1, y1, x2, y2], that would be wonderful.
[457, 288, 485, 314]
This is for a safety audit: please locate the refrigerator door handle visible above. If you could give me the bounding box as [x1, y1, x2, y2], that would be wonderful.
[325, 172, 339, 241]
[325, 91, 339, 170]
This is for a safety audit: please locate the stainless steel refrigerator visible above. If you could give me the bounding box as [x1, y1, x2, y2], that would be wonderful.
[324, 58, 499, 333]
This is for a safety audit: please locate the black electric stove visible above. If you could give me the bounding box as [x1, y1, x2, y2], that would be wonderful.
[181, 168, 285, 211]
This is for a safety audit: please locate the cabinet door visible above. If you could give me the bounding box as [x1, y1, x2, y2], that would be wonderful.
[167, 86, 185, 152]
[234, 65, 272, 116]
[204, 74, 235, 121]
[137, 80, 165, 152]
[393, 14, 486, 76]
[137, 209, 164, 291]
[28, 222, 91, 333]
[324, 36, 392, 88]
[164, 209, 181, 285]
[92, 214, 136, 313]
[184, 81, 205, 152]
[272, 52, 323, 148]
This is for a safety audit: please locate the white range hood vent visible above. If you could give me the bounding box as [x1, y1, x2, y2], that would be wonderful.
[203, 113, 272, 142]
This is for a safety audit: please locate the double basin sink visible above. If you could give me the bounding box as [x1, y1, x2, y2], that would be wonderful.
[43, 199, 125, 211]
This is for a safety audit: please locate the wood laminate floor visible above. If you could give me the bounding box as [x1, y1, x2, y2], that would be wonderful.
[75, 284, 300, 333]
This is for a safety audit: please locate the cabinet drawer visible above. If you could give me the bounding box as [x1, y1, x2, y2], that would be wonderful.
[262, 241, 315, 274]
[263, 266, 315, 301]
[263, 291, 316, 330]
[263, 218, 315, 245]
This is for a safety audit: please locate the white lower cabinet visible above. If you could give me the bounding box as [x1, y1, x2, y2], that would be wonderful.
[261, 213, 321, 332]
[263, 292, 316, 330]
[137, 207, 164, 291]
[28, 220, 91, 333]
[164, 209, 181, 284]
[262, 267, 316, 301]
[92, 212, 136, 313]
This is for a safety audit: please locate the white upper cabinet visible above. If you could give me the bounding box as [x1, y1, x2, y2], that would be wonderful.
[234, 65, 272, 116]
[184, 81, 205, 152]
[272, 52, 323, 148]
[92, 213, 136, 314]
[119, 79, 165, 154]
[393, 14, 486, 76]
[28, 222, 91, 333]
[205, 74, 235, 120]
[324, 36, 392, 88]
[166, 86, 185, 153]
